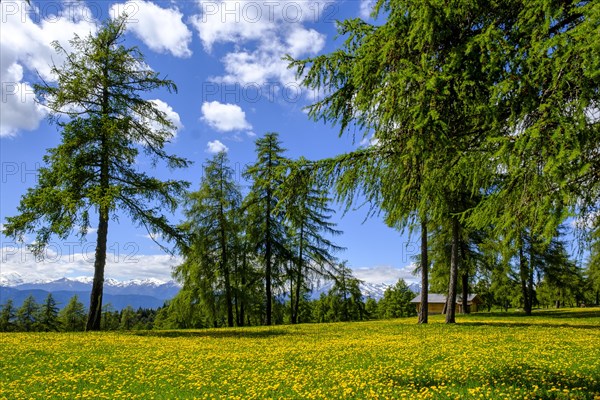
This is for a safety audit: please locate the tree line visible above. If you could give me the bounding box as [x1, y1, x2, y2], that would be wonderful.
[0, 279, 418, 332]
[0, 294, 155, 332]
[3, 2, 600, 330]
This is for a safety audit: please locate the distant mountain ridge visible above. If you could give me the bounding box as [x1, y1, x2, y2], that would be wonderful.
[1, 274, 420, 310]
[0, 275, 181, 311]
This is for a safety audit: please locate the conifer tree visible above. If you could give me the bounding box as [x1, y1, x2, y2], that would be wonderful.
[38, 293, 60, 331]
[243, 133, 290, 325]
[59, 295, 87, 331]
[0, 299, 17, 332]
[282, 161, 344, 323]
[16, 295, 39, 332]
[3, 16, 190, 331]
[287, 1, 500, 323]
[175, 151, 242, 327]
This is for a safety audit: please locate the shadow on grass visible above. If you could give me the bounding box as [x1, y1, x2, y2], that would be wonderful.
[388, 364, 600, 398]
[457, 321, 600, 330]
[132, 329, 291, 339]
[473, 309, 600, 319]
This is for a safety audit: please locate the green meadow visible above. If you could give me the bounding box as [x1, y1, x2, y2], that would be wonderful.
[1, 308, 599, 399]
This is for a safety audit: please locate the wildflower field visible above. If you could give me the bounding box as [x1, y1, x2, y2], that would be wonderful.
[1, 309, 599, 400]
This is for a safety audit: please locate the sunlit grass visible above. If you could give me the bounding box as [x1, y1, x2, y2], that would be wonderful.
[1, 308, 599, 399]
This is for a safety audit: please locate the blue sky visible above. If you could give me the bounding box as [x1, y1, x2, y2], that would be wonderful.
[1, 0, 420, 284]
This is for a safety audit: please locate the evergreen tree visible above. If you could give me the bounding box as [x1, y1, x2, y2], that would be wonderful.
[16, 295, 39, 332]
[37, 293, 60, 331]
[3, 16, 190, 331]
[328, 263, 366, 322]
[119, 306, 136, 330]
[287, 0, 504, 324]
[243, 133, 290, 325]
[377, 279, 417, 319]
[176, 151, 242, 327]
[282, 161, 344, 323]
[0, 299, 17, 332]
[59, 295, 86, 331]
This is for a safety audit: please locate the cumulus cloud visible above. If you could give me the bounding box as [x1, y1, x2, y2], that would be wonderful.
[0, 244, 182, 282]
[149, 98, 183, 132]
[191, 1, 328, 90]
[110, 1, 192, 58]
[206, 139, 229, 154]
[0, 2, 97, 137]
[359, 0, 376, 19]
[201, 101, 252, 132]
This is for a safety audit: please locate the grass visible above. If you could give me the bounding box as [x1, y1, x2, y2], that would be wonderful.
[1, 308, 599, 399]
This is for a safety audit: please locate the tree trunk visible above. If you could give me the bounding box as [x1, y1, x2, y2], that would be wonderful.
[445, 217, 459, 324]
[265, 191, 272, 326]
[418, 219, 428, 324]
[519, 234, 532, 315]
[527, 241, 535, 313]
[220, 207, 234, 327]
[292, 226, 304, 324]
[461, 270, 469, 314]
[87, 208, 108, 331]
[87, 54, 111, 332]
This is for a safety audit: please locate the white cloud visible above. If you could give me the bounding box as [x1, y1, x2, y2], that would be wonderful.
[190, 0, 294, 52]
[0, 64, 46, 136]
[359, 0, 376, 19]
[149, 98, 183, 131]
[352, 264, 418, 285]
[191, 1, 327, 91]
[111, 1, 192, 58]
[0, 2, 97, 137]
[201, 101, 252, 132]
[285, 27, 325, 58]
[0, 244, 182, 282]
[206, 139, 229, 154]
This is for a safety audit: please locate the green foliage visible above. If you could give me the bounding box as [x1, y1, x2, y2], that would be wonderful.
[3, 16, 190, 330]
[243, 133, 291, 325]
[281, 158, 345, 323]
[377, 279, 417, 319]
[175, 151, 243, 327]
[59, 296, 86, 332]
[16, 295, 39, 332]
[0, 299, 16, 332]
[37, 294, 60, 332]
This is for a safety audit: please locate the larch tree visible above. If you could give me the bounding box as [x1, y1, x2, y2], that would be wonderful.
[281, 160, 345, 324]
[3, 16, 190, 331]
[175, 151, 242, 328]
[288, 0, 502, 323]
[243, 133, 290, 325]
[38, 293, 60, 331]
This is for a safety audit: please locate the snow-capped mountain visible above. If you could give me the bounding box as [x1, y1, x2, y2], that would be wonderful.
[1, 274, 419, 308]
[308, 280, 420, 301]
[0, 276, 182, 310]
[5, 277, 181, 299]
[0, 272, 25, 287]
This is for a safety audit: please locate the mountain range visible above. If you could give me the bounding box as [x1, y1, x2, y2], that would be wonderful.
[0, 273, 419, 310]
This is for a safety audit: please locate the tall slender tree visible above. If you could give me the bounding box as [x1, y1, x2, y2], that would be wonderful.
[3, 16, 190, 330]
[38, 293, 60, 331]
[282, 161, 345, 323]
[243, 133, 290, 325]
[0, 300, 16, 332]
[288, 1, 501, 323]
[175, 151, 242, 327]
[16, 295, 39, 332]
